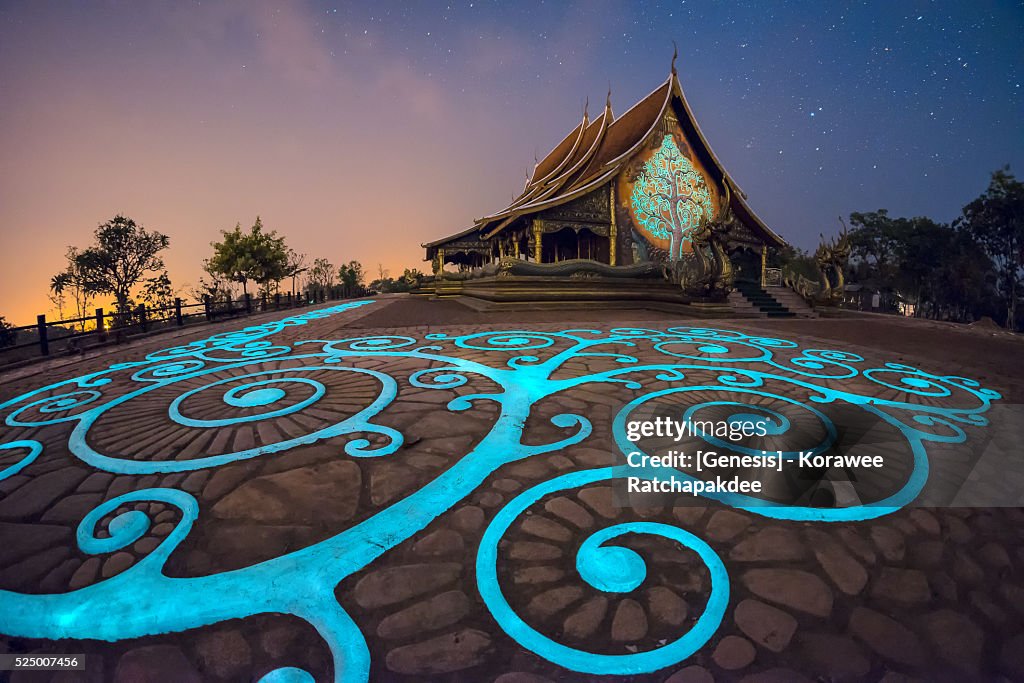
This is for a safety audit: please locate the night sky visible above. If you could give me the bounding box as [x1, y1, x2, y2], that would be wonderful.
[1, 1, 1021, 324]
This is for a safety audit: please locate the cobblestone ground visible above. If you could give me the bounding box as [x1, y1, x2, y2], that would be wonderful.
[0, 297, 1022, 682]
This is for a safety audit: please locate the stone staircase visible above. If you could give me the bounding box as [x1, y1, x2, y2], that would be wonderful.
[765, 285, 818, 318]
[729, 281, 815, 318]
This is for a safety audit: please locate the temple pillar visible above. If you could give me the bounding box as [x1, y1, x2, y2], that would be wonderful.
[760, 244, 767, 287]
[532, 219, 543, 262]
[609, 184, 617, 265]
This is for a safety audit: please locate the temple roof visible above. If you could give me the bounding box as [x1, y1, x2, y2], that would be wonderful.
[425, 62, 786, 250]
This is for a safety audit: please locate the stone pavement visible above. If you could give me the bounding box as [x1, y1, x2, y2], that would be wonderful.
[0, 296, 1021, 682]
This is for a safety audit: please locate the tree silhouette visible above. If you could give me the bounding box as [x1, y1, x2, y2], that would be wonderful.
[630, 134, 714, 260]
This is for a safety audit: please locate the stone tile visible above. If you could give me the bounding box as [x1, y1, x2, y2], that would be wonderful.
[0, 521, 71, 567]
[68, 557, 100, 590]
[0, 466, 89, 519]
[212, 460, 361, 524]
[494, 674, 555, 683]
[370, 464, 417, 506]
[449, 505, 485, 533]
[907, 540, 945, 569]
[0, 546, 71, 591]
[713, 635, 755, 670]
[526, 586, 582, 620]
[705, 510, 750, 543]
[795, 632, 870, 680]
[837, 527, 876, 564]
[509, 542, 561, 561]
[39, 492, 103, 524]
[952, 555, 985, 586]
[413, 529, 465, 557]
[734, 598, 797, 653]
[664, 666, 715, 683]
[520, 516, 572, 543]
[385, 629, 491, 675]
[977, 541, 1011, 570]
[742, 568, 833, 617]
[848, 606, 926, 667]
[645, 586, 687, 627]
[610, 598, 647, 642]
[909, 509, 940, 535]
[201, 465, 255, 501]
[920, 609, 982, 674]
[672, 506, 705, 527]
[563, 596, 608, 639]
[737, 668, 812, 683]
[870, 525, 905, 562]
[577, 486, 619, 519]
[806, 528, 867, 595]
[101, 552, 134, 578]
[512, 566, 564, 585]
[871, 567, 930, 604]
[544, 497, 594, 529]
[194, 629, 251, 680]
[354, 562, 462, 609]
[730, 527, 805, 562]
[377, 590, 471, 640]
[1000, 633, 1024, 679]
[114, 645, 201, 683]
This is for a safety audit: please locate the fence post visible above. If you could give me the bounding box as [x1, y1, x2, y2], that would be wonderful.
[174, 298, 184, 326]
[287, 292, 293, 307]
[137, 303, 148, 332]
[36, 314, 49, 356]
[203, 296, 212, 322]
[95, 308, 105, 342]
[261, 293, 267, 312]
[275, 292, 281, 310]
[244, 293, 252, 314]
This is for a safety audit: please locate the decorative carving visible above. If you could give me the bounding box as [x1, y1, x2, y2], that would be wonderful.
[813, 219, 852, 306]
[540, 188, 609, 223]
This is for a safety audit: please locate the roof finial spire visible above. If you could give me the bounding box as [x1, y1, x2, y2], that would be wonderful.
[671, 41, 678, 76]
[606, 81, 612, 108]
[583, 95, 589, 118]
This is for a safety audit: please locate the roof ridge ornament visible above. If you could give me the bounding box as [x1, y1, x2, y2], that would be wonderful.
[671, 41, 678, 76]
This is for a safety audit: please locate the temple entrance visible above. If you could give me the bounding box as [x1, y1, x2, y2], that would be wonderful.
[445, 251, 486, 272]
[730, 246, 762, 283]
[541, 227, 610, 263]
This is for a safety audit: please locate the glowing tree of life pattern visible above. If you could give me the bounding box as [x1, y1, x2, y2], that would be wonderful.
[0, 301, 1002, 681]
[630, 134, 715, 261]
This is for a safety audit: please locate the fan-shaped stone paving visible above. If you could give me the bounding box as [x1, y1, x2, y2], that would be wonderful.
[0, 296, 1022, 682]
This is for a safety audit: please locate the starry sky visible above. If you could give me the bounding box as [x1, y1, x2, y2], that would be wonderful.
[1, 1, 1021, 324]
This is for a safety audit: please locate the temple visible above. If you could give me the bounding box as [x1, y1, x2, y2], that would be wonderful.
[423, 54, 789, 313]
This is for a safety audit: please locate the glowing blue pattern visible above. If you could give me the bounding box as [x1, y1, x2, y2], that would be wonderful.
[0, 311, 1001, 681]
[630, 134, 715, 260]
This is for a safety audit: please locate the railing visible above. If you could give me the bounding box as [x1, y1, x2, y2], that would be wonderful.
[0, 290, 334, 367]
[763, 267, 782, 287]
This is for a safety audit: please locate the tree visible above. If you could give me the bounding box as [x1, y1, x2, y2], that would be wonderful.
[73, 215, 169, 322]
[208, 216, 289, 299]
[630, 134, 714, 260]
[285, 249, 308, 297]
[960, 167, 1024, 330]
[0, 316, 16, 347]
[50, 247, 95, 330]
[192, 258, 236, 305]
[141, 271, 175, 312]
[338, 260, 364, 298]
[307, 258, 335, 296]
